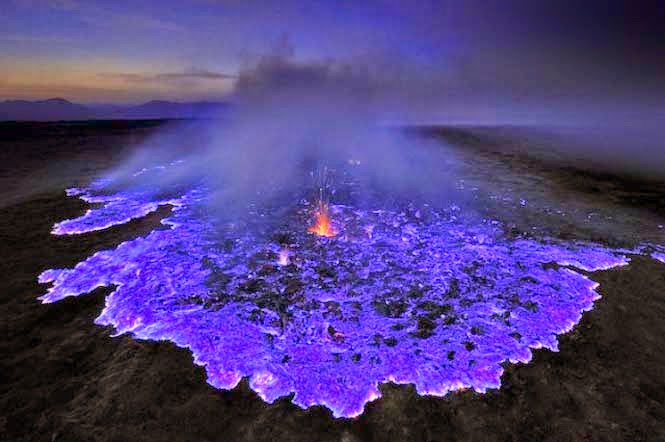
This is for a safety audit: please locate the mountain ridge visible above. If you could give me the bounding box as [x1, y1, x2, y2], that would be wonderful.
[0, 98, 230, 121]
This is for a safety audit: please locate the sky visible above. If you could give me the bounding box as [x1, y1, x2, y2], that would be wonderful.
[0, 0, 664, 122]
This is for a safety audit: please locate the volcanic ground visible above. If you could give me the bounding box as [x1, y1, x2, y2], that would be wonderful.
[2, 121, 665, 442]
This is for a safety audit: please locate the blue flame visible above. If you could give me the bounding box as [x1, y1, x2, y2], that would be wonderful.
[38, 165, 662, 418]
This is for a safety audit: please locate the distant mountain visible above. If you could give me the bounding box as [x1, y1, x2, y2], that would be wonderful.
[0, 98, 95, 121]
[112, 100, 229, 119]
[0, 98, 230, 121]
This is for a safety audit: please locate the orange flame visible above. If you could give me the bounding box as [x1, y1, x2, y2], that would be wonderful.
[308, 201, 337, 237]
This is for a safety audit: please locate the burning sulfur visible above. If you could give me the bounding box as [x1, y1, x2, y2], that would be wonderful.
[308, 201, 337, 237]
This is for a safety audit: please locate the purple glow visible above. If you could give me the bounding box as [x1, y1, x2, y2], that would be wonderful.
[52, 192, 173, 235]
[645, 244, 665, 264]
[38, 167, 662, 418]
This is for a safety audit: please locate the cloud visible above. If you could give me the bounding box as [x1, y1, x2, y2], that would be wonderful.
[81, 9, 183, 32]
[156, 71, 237, 81]
[99, 69, 237, 84]
[13, 0, 183, 32]
[12, 0, 79, 10]
[0, 33, 73, 44]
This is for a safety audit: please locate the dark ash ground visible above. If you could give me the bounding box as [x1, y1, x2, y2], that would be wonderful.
[1, 121, 664, 442]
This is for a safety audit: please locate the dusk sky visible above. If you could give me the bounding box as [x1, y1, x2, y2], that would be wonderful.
[1, 0, 664, 122]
